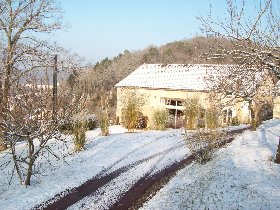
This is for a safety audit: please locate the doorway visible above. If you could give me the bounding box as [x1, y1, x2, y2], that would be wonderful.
[168, 109, 184, 128]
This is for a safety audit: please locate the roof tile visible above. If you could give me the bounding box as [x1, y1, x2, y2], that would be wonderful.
[115, 64, 238, 91]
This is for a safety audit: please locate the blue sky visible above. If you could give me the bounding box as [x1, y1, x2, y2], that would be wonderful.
[53, 0, 251, 63]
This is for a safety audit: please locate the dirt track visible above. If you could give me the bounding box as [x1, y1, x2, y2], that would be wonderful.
[33, 127, 248, 210]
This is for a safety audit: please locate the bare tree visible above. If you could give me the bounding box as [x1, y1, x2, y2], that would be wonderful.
[1, 72, 85, 186]
[199, 0, 280, 163]
[199, 0, 279, 70]
[0, 0, 88, 185]
[199, 0, 279, 130]
[206, 64, 274, 130]
[0, 0, 63, 151]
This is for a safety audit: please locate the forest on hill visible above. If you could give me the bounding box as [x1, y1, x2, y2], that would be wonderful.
[67, 36, 236, 120]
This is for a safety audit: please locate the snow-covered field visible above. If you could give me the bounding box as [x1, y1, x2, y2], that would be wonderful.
[1, 120, 279, 210]
[141, 119, 280, 210]
[0, 126, 188, 210]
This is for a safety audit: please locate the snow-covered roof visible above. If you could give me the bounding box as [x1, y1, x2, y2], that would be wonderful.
[115, 64, 238, 91]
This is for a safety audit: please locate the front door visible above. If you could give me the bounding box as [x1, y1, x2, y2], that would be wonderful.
[168, 109, 184, 128]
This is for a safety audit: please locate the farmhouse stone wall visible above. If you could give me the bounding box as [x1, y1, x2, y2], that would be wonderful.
[116, 87, 251, 128]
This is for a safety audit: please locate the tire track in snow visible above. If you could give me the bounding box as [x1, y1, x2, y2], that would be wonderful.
[111, 127, 251, 210]
[99, 132, 182, 176]
[34, 127, 250, 210]
[68, 140, 187, 210]
[33, 132, 184, 210]
[65, 132, 174, 175]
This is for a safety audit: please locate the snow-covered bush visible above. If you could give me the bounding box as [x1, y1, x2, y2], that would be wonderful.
[185, 129, 224, 164]
[185, 102, 223, 164]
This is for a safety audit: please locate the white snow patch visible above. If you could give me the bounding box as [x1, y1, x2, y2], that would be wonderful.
[0, 126, 188, 210]
[140, 119, 280, 210]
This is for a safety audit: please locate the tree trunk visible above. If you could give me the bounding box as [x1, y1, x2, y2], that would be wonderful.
[25, 137, 34, 186]
[11, 144, 24, 184]
[0, 80, 6, 151]
[275, 138, 280, 164]
[0, 40, 13, 151]
[249, 101, 257, 131]
[25, 159, 33, 186]
[251, 118, 257, 131]
[0, 141, 6, 151]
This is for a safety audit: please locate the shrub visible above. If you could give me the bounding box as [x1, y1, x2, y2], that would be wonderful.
[205, 105, 219, 129]
[231, 117, 239, 126]
[100, 111, 109, 136]
[59, 114, 98, 133]
[136, 112, 148, 129]
[152, 109, 169, 130]
[185, 129, 224, 164]
[184, 101, 223, 164]
[73, 121, 86, 151]
[122, 103, 138, 132]
[84, 114, 98, 130]
[59, 120, 73, 132]
[99, 95, 110, 136]
[197, 109, 206, 129]
[121, 91, 146, 132]
[184, 96, 202, 130]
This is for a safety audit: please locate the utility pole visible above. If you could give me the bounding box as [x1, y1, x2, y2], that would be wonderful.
[52, 54, 58, 123]
[0, 49, 7, 151]
[0, 73, 5, 151]
[275, 137, 280, 164]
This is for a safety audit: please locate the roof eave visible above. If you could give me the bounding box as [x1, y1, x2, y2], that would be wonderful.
[115, 85, 210, 92]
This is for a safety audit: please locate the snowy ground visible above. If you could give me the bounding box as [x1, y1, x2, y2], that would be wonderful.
[1, 121, 279, 210]
[0, 126, 189, 210]
[141, 119, 280, 210]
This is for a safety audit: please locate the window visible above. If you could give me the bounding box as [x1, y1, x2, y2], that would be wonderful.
[222, 110, 227, 124]
[222, 109, 232, 124]
[177, 100, 183, 106]
[227, 110, 232, 123]
[162, 98, 183, 107]
[226, 91, 233, 97]
[170, 100, 177, 106]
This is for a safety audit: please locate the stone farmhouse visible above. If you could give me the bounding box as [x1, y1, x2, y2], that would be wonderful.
[115, 64, 277, 128]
